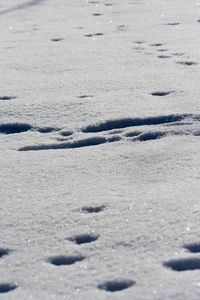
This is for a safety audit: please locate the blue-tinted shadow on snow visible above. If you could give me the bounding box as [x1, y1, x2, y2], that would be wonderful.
[164, 23, 180, 26]
[164, 257, 200, 271]
[184, 243, 200, 253]
[81, 205, 106, 213]
[0, 123, 32, 134]
[36, 127, 60, 133]
[68, 234, 99, 245]
[82, 115, 188, 133]
[49, 255, 85, 266]
[59, 130, 74, 137]
[0, 123, 60, 134]
[151, 91, 173, 96]
[0, 283, 18, 294]
[98, 279, 136, 292]
[176, 61, 198, 66]
[0, 248, 10, 258]
[0, 96, 16, 101]
[0, 0, 44, 15]
[18, 136, 107, 151]
[51, 38, 64, 42]
[135, 131, 166, 142]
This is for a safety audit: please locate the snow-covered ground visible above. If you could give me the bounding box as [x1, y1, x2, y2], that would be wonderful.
[1, 0, 200, 299]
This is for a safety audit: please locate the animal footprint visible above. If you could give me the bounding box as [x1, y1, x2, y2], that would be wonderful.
[49, 255, 85, 266]
[164, 257, 200, 271]
[184, 243, 200, 253]
[82, 115, 186, 133]
[59, 130, 73, 137]
[151, 91, 173, 96]
[150, 43, 163, 47]
[0, 123, 61, 135]
[98, 279, 136, 292]
[165, 22, 180, 26]
[51, 38, 64, 42]
[136, 131, 166, 142]
[158, 55, 171, 59]
[19, 136, 107, 151]
[176, 61, 198, 66]
[0, 96, 16, 101]
[77, 95, 93, 99]
[125, 131, 141, 137]
[37, 127, 59, 133]
[81, 205, 105, 213]
[85, 33, 104, 37]
[17, 114, 200, 151]
[0, 248, 10, 258]
[69, 233, 99, 245]
[0, 283, 18, 293]
[0, 123, 32, 134]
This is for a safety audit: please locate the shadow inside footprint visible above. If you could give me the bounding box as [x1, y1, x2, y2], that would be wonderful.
[150, 43, 163, 47]
[136, 131, 166, 142]
[98, 279, 136, 292]
[51, 38, 64, 42]
[77, 95, 93, 99]
[165, 22, 180, 26]
[0, 248, 10, 258]
[0, 96, 16, 100]
[151, 91, 173, 96]
[59, 130, 73, 137]
[0, 123, 32, 134]
[69, 234, 99, 245]
[177, 61, 198, 66]
[184, 243, 200, 253]
[49, 255, 85, 266]
[37, 127, 58, 133]
[164, 257, 200, 271]
[81, 205, 105, 213]
[158, 55, 171, 59]
[125, 131, 141, 137]
[82, 114, 185, 133]
[0, 283, 17, 293]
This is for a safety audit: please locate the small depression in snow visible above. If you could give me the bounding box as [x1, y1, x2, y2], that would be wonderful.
[164, 257, 200, 271]
[49, 255, 85, 266]
[0, 248, 10, 258]
[69, 234, 99, 245]
[81, 205, 105, 213]
[98, 279, 136, 292]
[184, 243, 200, 253]
[0, 283, 18, 293]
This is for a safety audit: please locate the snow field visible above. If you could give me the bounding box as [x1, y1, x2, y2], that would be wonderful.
[1, 0, 200, 299]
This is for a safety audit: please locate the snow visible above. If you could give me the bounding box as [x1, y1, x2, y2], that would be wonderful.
[1, 0, 200, 299]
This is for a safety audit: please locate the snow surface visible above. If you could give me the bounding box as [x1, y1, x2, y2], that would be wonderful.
[1, 0, 200, 299]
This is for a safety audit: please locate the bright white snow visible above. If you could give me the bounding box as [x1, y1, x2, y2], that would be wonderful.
[1, 0, 200, 299]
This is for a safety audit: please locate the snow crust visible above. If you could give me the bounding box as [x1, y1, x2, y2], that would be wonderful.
[1, 0, 200, 299]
